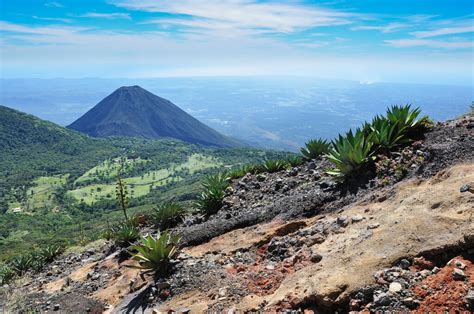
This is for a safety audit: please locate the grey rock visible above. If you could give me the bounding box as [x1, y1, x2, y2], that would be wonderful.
[351, 215, 364, 223]
[453, 268, 467, 280]
[373, 292, 394, 307]
[310, 253, 323, 263]
[465, 289, 474, 308]
[337, 215, 349, 227]
[398, 259, 411, 270]
[460, 184, 471, 193]
[367, 223, 380, 230]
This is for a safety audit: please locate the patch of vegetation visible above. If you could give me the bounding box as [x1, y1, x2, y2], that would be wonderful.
[131, 232, 180, 275]
[262, 159, 289, 173]
[0, 265, 15, 285]
[151, 202, 186, 230]
[300, 139, 331, 160]
[326, 129, 374, 178]
[325, 104, 431, 179]
[195, 173, 230, 216]
[104, 221, 140, 247]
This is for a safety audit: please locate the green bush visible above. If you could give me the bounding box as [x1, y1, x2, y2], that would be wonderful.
[39, 244, 63, 263]
[131, 232, 180, 274]
[300, 139, 331, 160]
[363, 115, 407, 151]
[386, 104, 429, 132]
[0, 265, 15, 285]
[262, 159, 289, 173]
[106, 221, 140, 246]
[286, 155, 305, 167]
[195, 173, 230, 215]
[9, 255, 33, 275]
[151, 202, 186, 230]
[326, 129, 374, 178]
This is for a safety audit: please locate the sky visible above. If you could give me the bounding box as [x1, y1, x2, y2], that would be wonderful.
[0, 0, 473, 85]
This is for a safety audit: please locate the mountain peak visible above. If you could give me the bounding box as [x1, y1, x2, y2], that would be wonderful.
[67, 86, 240, 148]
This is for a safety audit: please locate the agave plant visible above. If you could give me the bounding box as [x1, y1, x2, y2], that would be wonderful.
[151, 202, 186, 230]
[386, 104, 431, 134]
[0, 265, 15, 285]
[108, 221, 140, 246]
[30, 254, 47, 273]
[195, 173, 230, 216]
[262, 159, 289, 173]
[300, 139, 331, 160]
[363, 115, 407, 151]
[286, 155, 305, 167]
[131, 232, 180, 274]
[9, 255, 33, 275]
[326, 129, 374, 178]
[39, 245, 63, 263]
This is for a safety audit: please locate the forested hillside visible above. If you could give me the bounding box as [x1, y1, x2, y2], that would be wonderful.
[0, 106, 290, 260]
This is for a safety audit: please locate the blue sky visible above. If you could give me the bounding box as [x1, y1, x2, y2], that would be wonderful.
[0, 0, 473, 84]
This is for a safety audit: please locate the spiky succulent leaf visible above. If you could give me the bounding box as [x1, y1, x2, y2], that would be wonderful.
[300, 139, 331, 159]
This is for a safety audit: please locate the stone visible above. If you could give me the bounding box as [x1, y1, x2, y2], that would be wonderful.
[351, 215, 364, 223]
[460, 184, 472, 193]
[306, 234, 326, 246]
[218, 287, 227, 297]
[53, 304, 60, 311]
[310, 253, 323, 263]
[455, 260, 466, 269]
[256, 174, 267, 182]
[453, 268, 467, 280]
[389, 282, 403, 293]
[367, 223, 380, 230]
[373, 292, 393, 307]
[398, 259, 410, 270]
[465, 289, 474, 308]
[337, 216, 349, 227]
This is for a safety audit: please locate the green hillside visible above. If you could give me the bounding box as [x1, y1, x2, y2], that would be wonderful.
[0, 106, 291, 260]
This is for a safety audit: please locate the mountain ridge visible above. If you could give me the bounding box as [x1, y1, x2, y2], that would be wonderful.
[67, 85, 240, 148]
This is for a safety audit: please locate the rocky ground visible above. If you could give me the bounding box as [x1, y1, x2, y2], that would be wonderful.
[0, 113, 473, 313]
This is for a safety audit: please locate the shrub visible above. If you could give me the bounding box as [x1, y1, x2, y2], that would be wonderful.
[0, 265, 15, 285]
[131, 232, 180, 274]
[195, 173, 230, 216]
[9, 255, 33, 275]
[300, 139, 331, 160]
[106, 221, 140, 246]
[386, 104, 432, 137]
[286, 155, 305, 167]
[363, 115, 407, 151]
[151, 202, 186, 230]
[262, 159, 289, 173]
[326, 129, 374, 178]
[39, 245, 63, 263]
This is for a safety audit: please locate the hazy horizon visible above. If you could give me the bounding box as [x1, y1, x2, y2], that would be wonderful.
[1, 77, 472, 151]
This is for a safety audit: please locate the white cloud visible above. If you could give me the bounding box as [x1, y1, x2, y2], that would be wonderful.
[411, 24, 474, 38]
[32, 16, 72, 23]
[351, 23, 406, 33]
[0, 21, 88, 37]
[80, 13, 131, 20]
[112, 0, 355, 33]
[385, 38, 473, 49]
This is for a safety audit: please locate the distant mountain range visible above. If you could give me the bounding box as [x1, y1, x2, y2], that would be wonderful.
[67, 86, 240, 148]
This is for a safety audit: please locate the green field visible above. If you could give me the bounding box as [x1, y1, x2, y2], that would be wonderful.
[75, 157, 148, 184]
[68, 153, 222, 205]
[7, 175, 69, 212]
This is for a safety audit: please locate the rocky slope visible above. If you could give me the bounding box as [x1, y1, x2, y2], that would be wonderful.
[1, 113, 473, 313]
